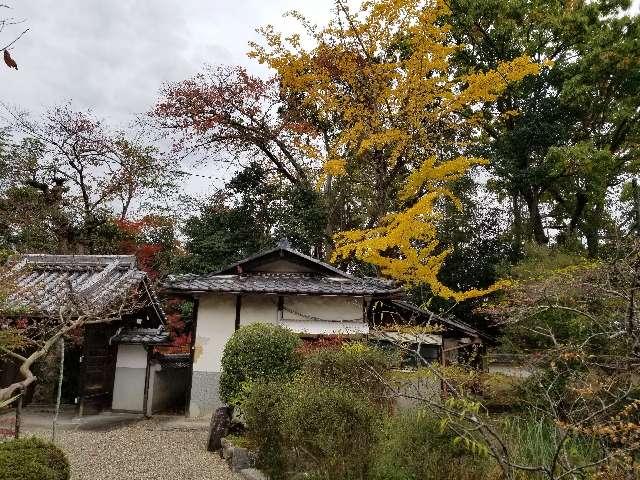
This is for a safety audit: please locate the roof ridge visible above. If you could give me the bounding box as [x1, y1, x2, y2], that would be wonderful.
[213, 244, 357, 280]
[19, 254, 138, 268]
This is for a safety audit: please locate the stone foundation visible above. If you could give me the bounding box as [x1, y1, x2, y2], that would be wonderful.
[189, 371, 222, 418]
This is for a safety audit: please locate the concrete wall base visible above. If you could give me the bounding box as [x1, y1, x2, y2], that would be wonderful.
[189, 371, 222, 418]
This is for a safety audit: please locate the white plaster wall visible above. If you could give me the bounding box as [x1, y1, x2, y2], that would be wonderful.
[112, 344, 147, 412]
[190, 292, 368, 417]
[282, 296, 367, 335]
[195, 294, 368, 373]
[115, 344, 147, 368]
[240, 295, 279, 325]
[239, 294, 367, 334]
[194, 294, 236, 372]
[279, 318, 368, 335]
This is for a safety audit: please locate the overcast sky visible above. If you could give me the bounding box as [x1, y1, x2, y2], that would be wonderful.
[1, 0, 638, 199]
[2, 1, 333, 121]
[0, 1, 336, 197]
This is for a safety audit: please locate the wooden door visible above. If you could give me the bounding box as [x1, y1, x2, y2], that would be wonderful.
[78, 324, 119, 416]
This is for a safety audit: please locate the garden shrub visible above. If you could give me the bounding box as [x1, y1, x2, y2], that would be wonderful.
[0, 437, 70, 480]
[281, 375, 381, 480]
[242, 372, 382, 480]
[371, 409, 496, 480]
[302, 342, 393, 402]
[219, 323, 301, 404]
[242, 380, 290, 480]
[480, 372, 526, 413]
[240, 342, 398, 479]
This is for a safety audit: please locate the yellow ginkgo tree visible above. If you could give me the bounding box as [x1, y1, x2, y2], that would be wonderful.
[250, 0, 542, 300]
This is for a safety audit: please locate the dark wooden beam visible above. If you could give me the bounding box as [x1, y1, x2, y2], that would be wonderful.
[142, 347, 152, 418]
[185, 296, 200, 417]
[235, 295, 242, 331]
[277, 296, 284, 322]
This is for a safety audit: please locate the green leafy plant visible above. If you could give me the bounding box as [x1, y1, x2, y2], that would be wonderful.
[0, 437, 70, 480]
[241, 343, 392, 479]
[301, 342, 393, 403]
[281, 376, 381, 480]
[219, 323, 301, 405]
[372, 408, 496, 480]
[242, 380, 290, 480]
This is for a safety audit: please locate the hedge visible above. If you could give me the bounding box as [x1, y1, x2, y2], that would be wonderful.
[0, 437, 70, 480]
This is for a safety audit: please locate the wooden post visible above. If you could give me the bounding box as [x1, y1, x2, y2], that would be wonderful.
[185, 296, 200, 418]
[77, 328, 87, 417]
[52, 337, 65, 442]
[142, 347, 152, 419]
[277, 296, 284, 322]
[235, 295, 242, 331]
[14, 389, 23, 439]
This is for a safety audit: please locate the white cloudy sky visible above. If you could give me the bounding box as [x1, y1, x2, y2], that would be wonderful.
[0, 1, 337, 197]
[2, 1, 334, 122]
[1, 0, 638, 199]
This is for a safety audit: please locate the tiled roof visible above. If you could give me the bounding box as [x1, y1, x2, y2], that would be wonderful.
[390, 300, 493, 341]
[111, 327, 170, 345]
[164, 272, 399, 296]
[5, 254, 164, 319]
[156, 353, 191, 368]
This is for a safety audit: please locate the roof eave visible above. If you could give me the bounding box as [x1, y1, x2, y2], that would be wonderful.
[161, 286, 402, 297]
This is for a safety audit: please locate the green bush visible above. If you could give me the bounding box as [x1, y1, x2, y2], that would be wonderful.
[371, 409, 496, 480]
[242, 380, 290, 479]
[282, 377, 381, 480]
[240, 341, 394, 479]
[0, 437, 70, 480]
[302, 342, 393, 402]
[480, 372, 527, 413]
[242, 372, 383, 480]
[219, 323, 301, 405]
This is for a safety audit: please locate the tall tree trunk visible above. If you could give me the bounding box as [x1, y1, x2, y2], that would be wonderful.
[522, 188, 548, 245]
[583, 199, 604, 258]
[511, 192, 523, 259]
[632, 178, 640, 235]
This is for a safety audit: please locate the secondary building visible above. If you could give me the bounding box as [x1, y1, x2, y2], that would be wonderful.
[0, 254, 170, 416]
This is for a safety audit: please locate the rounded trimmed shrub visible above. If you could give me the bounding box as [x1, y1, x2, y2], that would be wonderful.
[219, 323, 301, 405]
[0, 437, 70, 480]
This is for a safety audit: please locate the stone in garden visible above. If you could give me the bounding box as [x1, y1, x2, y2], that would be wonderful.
[240, 468, 269, 480]
[207, 406, 232, 451]
[231, 447, 251, 472]
[222, 442, 234, 460]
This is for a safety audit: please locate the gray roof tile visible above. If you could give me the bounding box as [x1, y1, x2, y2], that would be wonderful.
[111, 327, 170, 345]
[5, 254, 164, 319]
[164, 272, 398, 296]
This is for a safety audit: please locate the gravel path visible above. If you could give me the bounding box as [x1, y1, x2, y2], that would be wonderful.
[27, 419, 242, 480]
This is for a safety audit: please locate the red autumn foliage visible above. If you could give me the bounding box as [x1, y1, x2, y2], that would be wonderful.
[154, 298, 194, 355]
[296, 335, 347, 357]
[3, 49, 17, 70]
[114, 216, 173, 280]
[151, 65, 316, 185]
